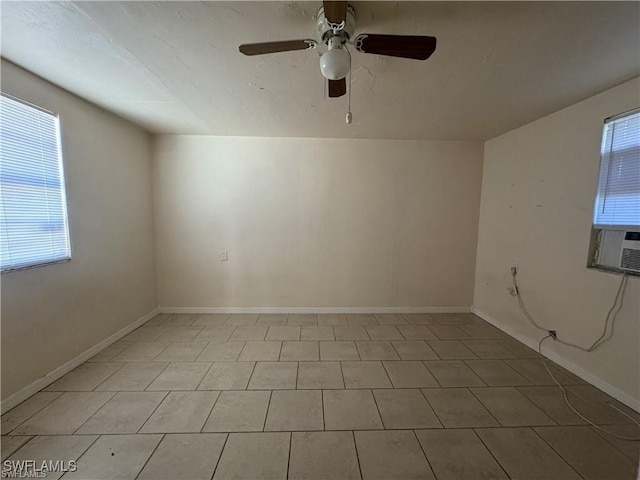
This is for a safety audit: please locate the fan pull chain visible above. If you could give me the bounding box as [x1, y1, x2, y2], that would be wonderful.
[346, 45, 353, 124]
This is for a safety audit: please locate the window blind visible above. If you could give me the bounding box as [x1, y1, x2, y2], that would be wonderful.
[593, 109, 640, 228]
[0, 93, 71, 272]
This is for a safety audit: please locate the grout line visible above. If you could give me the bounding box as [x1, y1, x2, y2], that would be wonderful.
[369, 389, 386, 429]
[210, 432, 230, 480]
[262, 390, 273, 432]
[136, 391, 171, 434]
[286, 431, 293, 480]
[134, 433, 166, 479]
[351, 430, 364, 480]
[412, 429, 437, 476]
[529, 427, 586, 479]
[471, 428, 513, 479]
[199, 391, 223, 433]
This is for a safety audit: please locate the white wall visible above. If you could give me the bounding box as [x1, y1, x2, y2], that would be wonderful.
[0, 60, 157, 402]
[474, 78, 640, 406]
[153, 136, 483, 309]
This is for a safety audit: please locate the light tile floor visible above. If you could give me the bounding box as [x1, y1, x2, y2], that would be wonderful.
[2, 313, 639, 479]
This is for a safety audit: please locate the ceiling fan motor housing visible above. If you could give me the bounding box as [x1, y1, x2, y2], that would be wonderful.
[316, 5, 356, 45]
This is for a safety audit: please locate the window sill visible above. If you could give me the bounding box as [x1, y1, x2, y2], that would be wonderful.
[587, 265, 639, 277]
[1, 257, 71, 274]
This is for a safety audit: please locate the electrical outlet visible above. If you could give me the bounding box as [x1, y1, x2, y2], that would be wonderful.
[220, 250, 228, 261]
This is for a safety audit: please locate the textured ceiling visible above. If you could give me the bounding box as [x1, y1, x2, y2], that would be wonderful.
[1, 1, 639, 140]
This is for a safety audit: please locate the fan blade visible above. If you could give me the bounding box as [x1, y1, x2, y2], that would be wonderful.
[239, 39, 316, 56]
[323, 1, 348, 25]
[354, 34, 437, 60]
[328, 78, 346, 98]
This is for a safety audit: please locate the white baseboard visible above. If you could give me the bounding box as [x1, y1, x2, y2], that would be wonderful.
[158, 306, 472, 314]
[1, 307, 159, 414]
[473, 308, 640, 413]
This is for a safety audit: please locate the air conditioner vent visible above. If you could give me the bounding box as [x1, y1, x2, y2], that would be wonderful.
[619, 231, 640, 273]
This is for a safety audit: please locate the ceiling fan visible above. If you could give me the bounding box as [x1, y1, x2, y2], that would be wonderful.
[239, 1, 437, 98]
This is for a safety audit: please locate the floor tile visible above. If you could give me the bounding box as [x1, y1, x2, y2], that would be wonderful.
[373, 389, 442, 429]
[416, 429, 508, 480]
[356, 341, 400, 360]
[266, 326, 301, 341]
[192, 314, 229, 327]
[398, 326, 438, 340]
[365, 326, 404, 341]
[213, 432, 290, 480]
[63, 434, 162, 480]
[424, 360, 486, 387]
[382, 361, 438, 388]
[229, 326, 267, 341]
[164, 314, 199, 326]
[341, 361, 392, 389]
[146, 362, 212, 390]
[461, 324, 506, 339]
[95, 362, 168, 391]
[429, 325, 471, 339]
[317, 314, 348, 326]
[391, 341, 439, 360]
[87, 342, 132, 362]
[45, 363, 124, 391]
[141, 391, 219, 433]
[76, 391, 166, 434]
[334, 326, 370, 341]
[196, 342, 245, 361]
[374, 314, 408, 325]
[402, 314, 439, 326]
[430, 313, 470, 326]
[265, 390, 323, 431]
[144, 314, 170, 326]
[1, 392, 63, 433]
[289, 431, 360, 480]
[534, 426, 638, 480]
[427, 340, 477, 359]
[506, 358, 576, 385]
[193, 326, 237, 342]
[248, 362, 297, 389]
[498, 338, 541, 358]
[1, 436, 33, 461]
[11, 392, 114, 435]
[288, 314, 318, 326]
[297, 362, 344, 389]
[462, 340, 515, 359]
[346, 314, 378, 326]
[517, 386, 591, 425]
[256, 314, 288, 326]
[323, 389, 383, 430]
[589, 424, 640, 462]
[421, 388, 499, 428]
[111, 342, 169, 362]
[465, 360, 531, 386]
[153, 342, 207, 362]
[320, 341, 360, 361]
[156, 326, 203, 342]
[6, 435, 98, 480]
[470, 387, 556, 426]
[280, 341, 319, 361]
[301, 326, 335, 341]
[198, 362, 255, 390]
[138, 433, 227, 480]
[355, 430, 433, 480]
[122, 326, 167, 342]
[238, 341, 282, 361]
[565, 385, 636, 424]
[225, 314, 258, 326]
[203, 391, 270, 432]
[476, 427, 581, 479]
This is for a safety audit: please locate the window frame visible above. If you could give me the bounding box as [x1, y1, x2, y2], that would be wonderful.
[0, 92, 72, 273]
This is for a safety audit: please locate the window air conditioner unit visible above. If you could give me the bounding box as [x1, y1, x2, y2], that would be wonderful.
[619, 231, 640, 273]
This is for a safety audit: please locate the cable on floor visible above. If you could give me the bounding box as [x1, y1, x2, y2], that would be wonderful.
[537, 335, 640, 441]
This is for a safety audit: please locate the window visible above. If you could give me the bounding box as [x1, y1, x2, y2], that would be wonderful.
[593, 109, 640, 228]
[0, 93, 71, 272]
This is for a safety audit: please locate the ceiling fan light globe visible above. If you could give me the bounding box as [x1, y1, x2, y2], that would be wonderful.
[319, 48, 350, 80]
